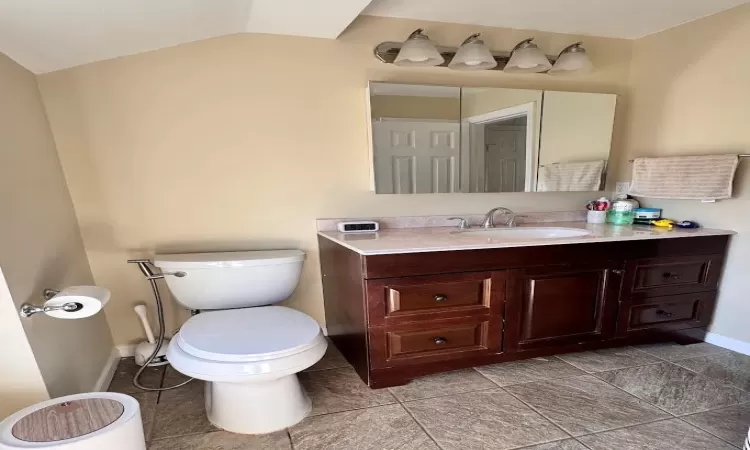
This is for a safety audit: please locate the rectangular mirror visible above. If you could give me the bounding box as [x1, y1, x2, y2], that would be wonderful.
[368, 82, 617, 195]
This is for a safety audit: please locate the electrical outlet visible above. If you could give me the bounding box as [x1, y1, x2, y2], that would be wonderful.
[615, 182, 630, 198]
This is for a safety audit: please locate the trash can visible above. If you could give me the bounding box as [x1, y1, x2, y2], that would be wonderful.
[0, 392, 145, 449]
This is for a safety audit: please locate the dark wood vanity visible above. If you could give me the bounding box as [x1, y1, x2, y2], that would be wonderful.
[318, 234, 729, 388]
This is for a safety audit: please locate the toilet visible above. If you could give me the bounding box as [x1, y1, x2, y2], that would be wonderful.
[153, 250, 327, 435]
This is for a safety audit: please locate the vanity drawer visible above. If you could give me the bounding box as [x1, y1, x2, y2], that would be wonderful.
[620, 292, 716, 334]
[625, 255, 723, 297]
[369, 317, 502, 368]
[366, 272, 504, 326]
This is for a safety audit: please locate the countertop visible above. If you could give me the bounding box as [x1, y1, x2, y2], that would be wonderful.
[317, 221, 735, 255]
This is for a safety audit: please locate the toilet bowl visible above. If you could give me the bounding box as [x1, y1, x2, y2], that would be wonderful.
[153, 250, 326, 434]
[166, 306, 327, 434]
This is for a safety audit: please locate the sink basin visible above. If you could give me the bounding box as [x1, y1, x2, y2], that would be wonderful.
[456, 227, 592, 240]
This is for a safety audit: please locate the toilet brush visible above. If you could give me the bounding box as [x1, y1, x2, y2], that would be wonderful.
[134, 304, 169, 367]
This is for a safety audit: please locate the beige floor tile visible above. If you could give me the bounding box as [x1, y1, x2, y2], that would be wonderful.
[506, 375, 669, 436]
[577, 418, 736, 450]
[298, 368, 397, 415]
[149, 430, 291, 449]
[404, 388, 568, 450]
[290, 404, 438, 450]
[388, 369, 496, 401]
[152, 368, 216, 439]
[475, 356, 585, 386]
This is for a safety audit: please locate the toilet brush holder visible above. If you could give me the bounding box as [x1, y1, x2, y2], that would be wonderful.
[134, 340, 169, 367]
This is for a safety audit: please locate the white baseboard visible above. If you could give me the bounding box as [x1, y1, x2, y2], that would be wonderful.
[703, 332, 750, 356]
[116, 345, 136, 358]
[93, 347, 121, 392]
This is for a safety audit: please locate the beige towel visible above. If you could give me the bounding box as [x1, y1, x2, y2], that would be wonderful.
[629, 155, 739, 200]
[537, 160, 605, 192]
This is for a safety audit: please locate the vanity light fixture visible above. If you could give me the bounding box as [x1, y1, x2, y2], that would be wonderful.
[448, 33, 497, 71]
[373, 33, 592, 75]
[549, 42, 593, 75]
[393, 29, 445, 67]
[503, 38, 552, 73]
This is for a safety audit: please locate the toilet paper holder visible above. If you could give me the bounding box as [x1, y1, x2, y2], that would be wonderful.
[19, 289, 84, 318]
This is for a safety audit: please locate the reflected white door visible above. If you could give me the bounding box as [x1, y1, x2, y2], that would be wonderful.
[484, 124, 527, 192]
[372, 120, 460, 194]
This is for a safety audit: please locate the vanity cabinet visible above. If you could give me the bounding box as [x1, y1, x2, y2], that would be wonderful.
[505, 262, 622, 352]
[318, 235, 729, 388]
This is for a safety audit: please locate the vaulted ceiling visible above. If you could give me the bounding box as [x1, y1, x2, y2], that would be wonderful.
[1, 0, 747, 74]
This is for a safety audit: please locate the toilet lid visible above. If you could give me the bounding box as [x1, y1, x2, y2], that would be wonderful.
[176, 306, 322, 362]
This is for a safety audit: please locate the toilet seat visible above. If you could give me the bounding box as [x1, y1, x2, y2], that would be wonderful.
[167, 306, 327, 383]
[177, 306, 321, 362]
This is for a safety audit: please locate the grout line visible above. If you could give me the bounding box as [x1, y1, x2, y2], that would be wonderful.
[501, 380, 676, 441]
[397, 402, 445, 450]
[303, 401, 400, 419]
[388, 385, 500, 403]
[572, 416, 676, 441]
[674, 417, 743, 449]
[287, 429, 296, 450]
[498, 386, 575, 441]
[589, 370, 678, 418]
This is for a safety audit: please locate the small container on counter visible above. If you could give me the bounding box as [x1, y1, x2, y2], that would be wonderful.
[607, 199, 635, 225]
[633, 208, 662, 220]
[587, 210, 607, 224]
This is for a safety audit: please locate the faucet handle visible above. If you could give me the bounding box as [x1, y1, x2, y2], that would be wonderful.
[448, 217, 470, 230]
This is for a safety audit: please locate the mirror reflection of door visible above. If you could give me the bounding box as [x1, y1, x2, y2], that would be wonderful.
[369, 83, 461, 194]
[484, 117, 527, 193]
[372, 120, 460, 194]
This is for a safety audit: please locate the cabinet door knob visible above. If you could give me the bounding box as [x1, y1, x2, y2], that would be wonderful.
[434, 294, 448, 302]
[656, 309, 675, 317]
[611, 269, 625, 275]
[662, 272, 681, 280]
[433, 337, 447, 345]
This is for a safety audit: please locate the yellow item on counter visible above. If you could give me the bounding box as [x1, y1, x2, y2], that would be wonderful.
[650, 219, 675, 229]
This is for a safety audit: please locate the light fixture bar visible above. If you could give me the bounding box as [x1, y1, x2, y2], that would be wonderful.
[374, 41, 559, 71]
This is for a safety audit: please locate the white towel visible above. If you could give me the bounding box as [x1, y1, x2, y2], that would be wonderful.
[629, 155, 739, 200]
[537, 160, 605, 192]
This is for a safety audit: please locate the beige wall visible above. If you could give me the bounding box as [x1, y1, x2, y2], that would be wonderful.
[539, 91, 617, 165]
[0, 269, 48, 419]
[0, 52, 114, 402]
[620, 4, 750, 344]
[37, 15, 633, 346]
[370, 95, 460, 120]
[461, 87, 543, 118]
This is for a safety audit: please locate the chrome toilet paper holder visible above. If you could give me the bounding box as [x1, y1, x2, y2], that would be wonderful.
[19, 289, 84, 318]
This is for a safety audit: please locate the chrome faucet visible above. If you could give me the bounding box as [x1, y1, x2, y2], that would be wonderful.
[481, 207, 517, 228]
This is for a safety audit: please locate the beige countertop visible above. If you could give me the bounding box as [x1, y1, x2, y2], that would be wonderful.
[317, 221, 735, 255]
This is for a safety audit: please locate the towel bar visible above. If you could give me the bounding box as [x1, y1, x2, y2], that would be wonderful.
[628, 154, 750, 163]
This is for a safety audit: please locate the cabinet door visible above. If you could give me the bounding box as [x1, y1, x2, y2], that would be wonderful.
[505, 262, 623, 352]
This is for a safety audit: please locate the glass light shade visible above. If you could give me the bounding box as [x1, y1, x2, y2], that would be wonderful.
[550, 44, 593, 75]
[504, 39, 552, 73]
[449, 34, 497, 70]
[394, 29, 445, 67]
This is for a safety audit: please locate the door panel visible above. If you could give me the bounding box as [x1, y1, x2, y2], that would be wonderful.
[373, 121, 460, 194]
[484, 123, 527, 193]
[506, 262, 623, 352]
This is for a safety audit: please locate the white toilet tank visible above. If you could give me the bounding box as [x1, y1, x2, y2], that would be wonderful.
[153, 250, 305, 310]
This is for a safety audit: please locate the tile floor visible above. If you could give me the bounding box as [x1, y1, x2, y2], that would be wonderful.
[108, 341, 750, 450]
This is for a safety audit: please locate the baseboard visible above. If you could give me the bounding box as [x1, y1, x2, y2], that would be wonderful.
[703, 332, 750, 356]
[116, 345, 136, 358]
[93, 347, 121, 392]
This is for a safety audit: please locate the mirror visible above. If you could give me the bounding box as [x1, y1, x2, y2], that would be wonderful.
[368, 82, 617, 194]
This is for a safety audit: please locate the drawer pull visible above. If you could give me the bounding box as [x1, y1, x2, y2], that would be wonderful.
[662, 272, 682, 280]
[656, 309, 675, 317]
[433, 337, 448, 345]
[434, 294, 448, 302]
